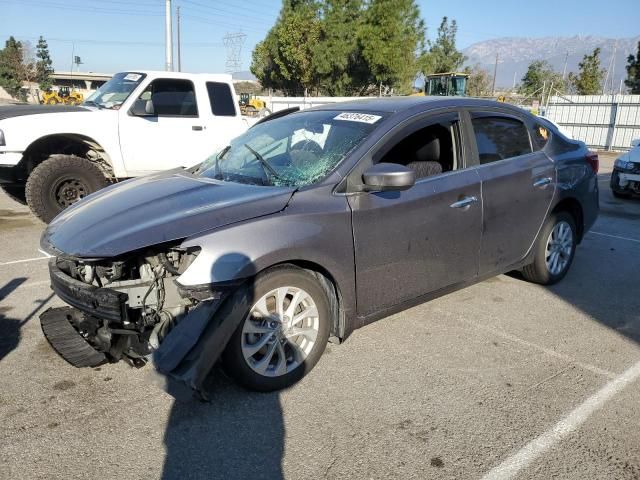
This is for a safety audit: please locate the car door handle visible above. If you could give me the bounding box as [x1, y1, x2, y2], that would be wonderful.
[450, 196, 478, 209]
[533, 177, 552, 188]
[192, 125, 204, 131]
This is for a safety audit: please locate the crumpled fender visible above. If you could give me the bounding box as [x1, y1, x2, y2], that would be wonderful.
[151, 283, 252, 399]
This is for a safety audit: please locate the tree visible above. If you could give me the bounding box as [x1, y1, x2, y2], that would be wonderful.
[518, 60, 565, 99]
[464, 64, 493, 97]
[36, 36, 54, 91]
[0, 36, 24, 98]
[424, 17, 466, 74]
[313, 0, 368, 96]
[625, 40, 640, 94]
[358, 0, 425, 94]
[568, 48, 605, 95]
[251, 0, 321, 95]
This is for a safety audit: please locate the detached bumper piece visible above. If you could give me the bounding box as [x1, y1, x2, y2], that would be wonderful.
[40, 307, 107, 368]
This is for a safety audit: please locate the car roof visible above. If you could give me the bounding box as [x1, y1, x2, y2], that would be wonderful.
[307, 96, 525, 115]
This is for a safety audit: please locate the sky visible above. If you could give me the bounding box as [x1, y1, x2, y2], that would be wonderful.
[0, 0, 638, 75]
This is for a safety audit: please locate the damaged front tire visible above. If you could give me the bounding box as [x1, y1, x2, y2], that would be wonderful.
[223, 267, 330, 392]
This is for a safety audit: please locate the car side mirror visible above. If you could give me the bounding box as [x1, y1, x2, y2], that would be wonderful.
[129, 99, 155, 116]
[362, 163, 415, 192]
[631, 138, 640, 148]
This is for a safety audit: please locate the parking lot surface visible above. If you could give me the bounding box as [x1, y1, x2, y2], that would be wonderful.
[0, 153, 639, 480]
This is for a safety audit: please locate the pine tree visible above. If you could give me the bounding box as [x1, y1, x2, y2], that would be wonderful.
[36, 36, 54, 91]
[358, 0, 425, 94]
[518, 60, 565, 98]
[424, 17, 466, 74]
[568, 48, 605, 95]
[624, 41, 640, 94]
[313, 0, 367, 96]
[0, 36, 24, 98]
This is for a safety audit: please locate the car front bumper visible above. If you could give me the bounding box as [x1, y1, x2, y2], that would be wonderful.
[611, 167, 640, 193]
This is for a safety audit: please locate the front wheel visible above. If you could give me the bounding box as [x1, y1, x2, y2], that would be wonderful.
[522, 212, 577, 285]
[25, 155, 109, 223]
[223, 267, 330, 392]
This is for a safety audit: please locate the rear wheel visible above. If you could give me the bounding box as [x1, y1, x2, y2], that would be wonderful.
[522, 212, 577, 285]
[25, 155, 109, 223]
[223, 267, 330, 391]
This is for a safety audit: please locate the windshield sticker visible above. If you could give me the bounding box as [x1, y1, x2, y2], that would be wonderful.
[123, 73, 142, 82]
[333, 112, 381, 124]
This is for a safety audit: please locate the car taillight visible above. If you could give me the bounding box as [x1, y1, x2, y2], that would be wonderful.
[586, 152, 599, 174]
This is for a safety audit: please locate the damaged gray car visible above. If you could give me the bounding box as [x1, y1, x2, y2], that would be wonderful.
[39, 98, 599, 394]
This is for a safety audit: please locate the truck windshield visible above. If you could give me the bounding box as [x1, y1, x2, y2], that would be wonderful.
[84, 72, 146, 110]
[195, 110, 383, 188]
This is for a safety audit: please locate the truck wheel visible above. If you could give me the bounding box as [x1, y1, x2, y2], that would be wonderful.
[25, 155, 108, 223]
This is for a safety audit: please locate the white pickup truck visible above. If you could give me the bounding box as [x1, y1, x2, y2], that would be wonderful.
[0, 71, 248, 222]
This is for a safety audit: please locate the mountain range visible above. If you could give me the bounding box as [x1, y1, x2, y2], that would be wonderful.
[462, 35, 640, 91]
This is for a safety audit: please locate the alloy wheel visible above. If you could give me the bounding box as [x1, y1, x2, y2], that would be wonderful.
[545, 220, 573, 276]
[241, 286, 320, 377]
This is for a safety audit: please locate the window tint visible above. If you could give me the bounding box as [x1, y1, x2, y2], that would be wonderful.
[471, 115, 531, 164]
[379, 114, 460, 179]
[206, 82, 236, 116]
[138, 79, 198, 116]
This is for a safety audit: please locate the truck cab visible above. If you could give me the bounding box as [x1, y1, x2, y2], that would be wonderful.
[0, 70, 247, 222]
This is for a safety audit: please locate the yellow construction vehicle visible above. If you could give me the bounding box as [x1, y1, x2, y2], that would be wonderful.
[238, 92, 268, 117]
[423, 72, 469, 97]
[41, 87, 84, 106]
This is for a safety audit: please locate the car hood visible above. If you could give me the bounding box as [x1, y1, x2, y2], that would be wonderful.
[41, 171, 295, 258]
[620, 147, 640, 164]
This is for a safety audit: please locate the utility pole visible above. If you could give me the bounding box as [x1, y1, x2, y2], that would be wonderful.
[603, 40, 617, 94]
[165, 0, 173, 71]
[176, 5, 181, 72]
[562, 51, 569, 79]
[491, 53, 498, 95]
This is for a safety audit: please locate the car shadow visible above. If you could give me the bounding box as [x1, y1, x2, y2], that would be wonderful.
[162, 372, 285, 480]
[0, 280, 54, 364]
[161, 253, 285, 480]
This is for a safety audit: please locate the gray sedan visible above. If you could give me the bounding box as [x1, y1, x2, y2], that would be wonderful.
[39, 97, 599, 394]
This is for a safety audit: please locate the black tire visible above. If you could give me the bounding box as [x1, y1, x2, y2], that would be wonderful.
[522, 211, 577, 285]
[25, 154, 109, 223]
[612, 189, 632, 199]
[0, 184, 27, 205]
[223, 266, 331, 392]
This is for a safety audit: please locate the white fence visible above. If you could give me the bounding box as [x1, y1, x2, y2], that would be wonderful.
[256, 94, 640, 151]
[545, 95, 640, 151]
[257, 95, 364, 113]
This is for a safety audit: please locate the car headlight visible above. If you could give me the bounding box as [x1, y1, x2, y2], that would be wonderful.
[0, 129, 5, 146]
[614, 158, 634, 170]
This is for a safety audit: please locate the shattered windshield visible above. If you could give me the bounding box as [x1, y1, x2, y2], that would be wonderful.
[196, 110, 383, 187]
[84, 72, 146, 110]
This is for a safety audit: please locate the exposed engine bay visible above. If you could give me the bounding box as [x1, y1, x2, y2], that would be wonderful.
[43, 246, 212, 366]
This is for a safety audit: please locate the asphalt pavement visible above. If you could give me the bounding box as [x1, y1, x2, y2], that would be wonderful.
[0, 152, 639, 480]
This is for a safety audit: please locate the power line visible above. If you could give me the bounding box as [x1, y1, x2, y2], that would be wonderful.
[3, 0, 164, 16]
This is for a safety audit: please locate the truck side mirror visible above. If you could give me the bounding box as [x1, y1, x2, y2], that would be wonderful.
[130, 99, 155, 117]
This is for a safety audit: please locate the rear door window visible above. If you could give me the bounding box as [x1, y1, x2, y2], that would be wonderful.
[206, 82, 236, 116]
[471, 114, 532, 164]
